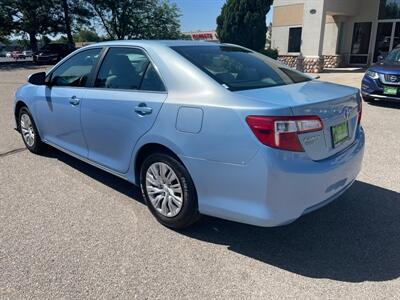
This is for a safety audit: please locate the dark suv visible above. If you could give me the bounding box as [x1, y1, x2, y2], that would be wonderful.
[33, 43, 75, 64]
[362, 47, 400, 102]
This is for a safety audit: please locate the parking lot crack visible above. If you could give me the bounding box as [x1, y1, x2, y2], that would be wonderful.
[0, 147, 27, 158]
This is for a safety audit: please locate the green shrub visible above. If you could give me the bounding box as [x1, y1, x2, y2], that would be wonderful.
[259, 48, 279, 60]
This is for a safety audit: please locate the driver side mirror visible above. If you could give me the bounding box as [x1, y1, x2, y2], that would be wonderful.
[377, 55, 385, 62]
[28, 72, 46, 85]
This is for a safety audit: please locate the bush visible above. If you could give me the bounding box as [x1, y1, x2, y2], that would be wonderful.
[259, 48, 279, 60]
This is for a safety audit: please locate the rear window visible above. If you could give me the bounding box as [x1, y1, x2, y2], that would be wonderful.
[171, 45, 311, 91]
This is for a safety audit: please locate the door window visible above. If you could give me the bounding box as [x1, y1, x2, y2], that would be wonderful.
[50, 48, 101, 87]
[95, 47, 165, 92]
[350, 22, 372, 64]
[140, 64, 166, 92]
[288, 27, 302, 53]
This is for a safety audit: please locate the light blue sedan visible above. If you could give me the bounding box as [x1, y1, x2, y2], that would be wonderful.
[14, 41, 365, 228]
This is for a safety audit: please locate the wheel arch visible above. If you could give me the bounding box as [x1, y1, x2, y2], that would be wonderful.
[134, 143, 186, 186]
[14, 100, 28, 131]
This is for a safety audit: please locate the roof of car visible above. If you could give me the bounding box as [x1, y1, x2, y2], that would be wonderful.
[84, 40, 223, 49]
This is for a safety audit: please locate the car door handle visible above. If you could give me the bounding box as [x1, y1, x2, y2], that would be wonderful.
[134, 103, 152, 116]
[69, 96, 80, 106]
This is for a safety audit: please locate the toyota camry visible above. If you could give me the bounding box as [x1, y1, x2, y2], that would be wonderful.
[14, 41, 365, 229]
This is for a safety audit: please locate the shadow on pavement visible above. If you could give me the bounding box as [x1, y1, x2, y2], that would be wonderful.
[45, 148, 144, 202]
[181, 181, 400, 283]
[46, 148, 400, 283]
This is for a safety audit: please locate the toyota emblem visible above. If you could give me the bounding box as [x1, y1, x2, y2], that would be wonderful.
[343, 107, 351, 120]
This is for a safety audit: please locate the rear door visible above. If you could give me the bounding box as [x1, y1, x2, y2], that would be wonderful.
[81, 47, 167, 173]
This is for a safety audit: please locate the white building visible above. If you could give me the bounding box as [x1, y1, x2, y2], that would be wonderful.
[271, 0, 400, 72]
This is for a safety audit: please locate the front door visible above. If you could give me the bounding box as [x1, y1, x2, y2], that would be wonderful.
[349, 22, 372, 65]
[81, 47, 167, 174]
[33, 48, 102, 157]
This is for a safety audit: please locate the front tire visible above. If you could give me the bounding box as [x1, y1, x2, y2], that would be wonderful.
[140, 153, 200, 229]
[19, 107, 45, 154]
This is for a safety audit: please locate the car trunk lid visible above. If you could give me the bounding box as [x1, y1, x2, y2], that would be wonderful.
[236, 80, 361, 160]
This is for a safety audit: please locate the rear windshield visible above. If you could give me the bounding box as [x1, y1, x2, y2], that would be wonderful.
[171, 45, 311, 91]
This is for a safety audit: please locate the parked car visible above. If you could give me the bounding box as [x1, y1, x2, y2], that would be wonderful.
[11, 51, 26, 60]
[5, 52, 12, 58]
[14, 41, 364, 229]
[33, 43, 75, 64]
[362, 47, 400, 102]
[23, 50, 33, 57]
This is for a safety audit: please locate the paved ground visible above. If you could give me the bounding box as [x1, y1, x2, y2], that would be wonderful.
[1, 65, 399, 299]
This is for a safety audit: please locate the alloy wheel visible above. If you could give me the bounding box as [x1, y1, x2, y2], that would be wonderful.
[20, 113, 35, 147]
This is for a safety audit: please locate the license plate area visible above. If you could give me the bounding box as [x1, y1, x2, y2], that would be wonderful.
[331, 121, 349, 148]
[383, 86, 398, 95]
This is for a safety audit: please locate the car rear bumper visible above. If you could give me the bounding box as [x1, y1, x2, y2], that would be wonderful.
[181, 126, 365, 227]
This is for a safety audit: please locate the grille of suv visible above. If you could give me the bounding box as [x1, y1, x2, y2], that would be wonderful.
[384, 74, 400, 83]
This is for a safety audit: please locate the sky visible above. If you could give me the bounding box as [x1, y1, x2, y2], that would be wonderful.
[173, 0, 273, 32]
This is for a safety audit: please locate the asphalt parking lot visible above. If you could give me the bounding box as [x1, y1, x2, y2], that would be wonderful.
[1, 63, 399, 299]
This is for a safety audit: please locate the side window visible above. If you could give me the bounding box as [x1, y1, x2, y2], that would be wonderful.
[50, 48, 101, 87]
[141, 64, 166, 92]
[95, 47, 150, 90]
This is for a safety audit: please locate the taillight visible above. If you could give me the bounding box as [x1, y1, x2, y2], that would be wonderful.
[246, 116, 323, 152]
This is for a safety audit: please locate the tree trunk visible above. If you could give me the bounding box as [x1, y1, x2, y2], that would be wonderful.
[28, 32, 38, 52]
[62, 0, 74, 46]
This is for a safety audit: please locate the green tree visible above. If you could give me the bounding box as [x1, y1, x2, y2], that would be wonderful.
[0, 2, 14, 42]
[0, 0, 58, 51]
[88, 0, 182, 39]
[53, 0, 93, 46]
[216, 0, 273, 51]
[73, 29, 101, 42]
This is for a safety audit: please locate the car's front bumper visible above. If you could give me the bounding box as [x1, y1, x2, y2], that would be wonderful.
[181, 127, 365, 227]
[362, 75, 400, 101]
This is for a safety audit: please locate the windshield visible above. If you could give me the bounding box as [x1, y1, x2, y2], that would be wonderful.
[171, 45, 311, 91]
[386, 49, 400, 63]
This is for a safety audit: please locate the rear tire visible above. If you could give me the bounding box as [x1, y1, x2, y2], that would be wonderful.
[140, 152, 200, 229]
[18, 107, 45, 154]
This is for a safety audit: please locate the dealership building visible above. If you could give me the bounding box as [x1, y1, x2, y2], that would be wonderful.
[271, 0, 400, 72]
[183, 30, 218, 42]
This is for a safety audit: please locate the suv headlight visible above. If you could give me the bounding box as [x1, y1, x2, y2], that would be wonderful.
[366, 70, 379, 79]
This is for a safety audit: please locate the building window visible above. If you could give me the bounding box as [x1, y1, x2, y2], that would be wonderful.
[350, 22, 372, 64]
[288, 27, 302, 53]
[379, 0, 400, 19]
